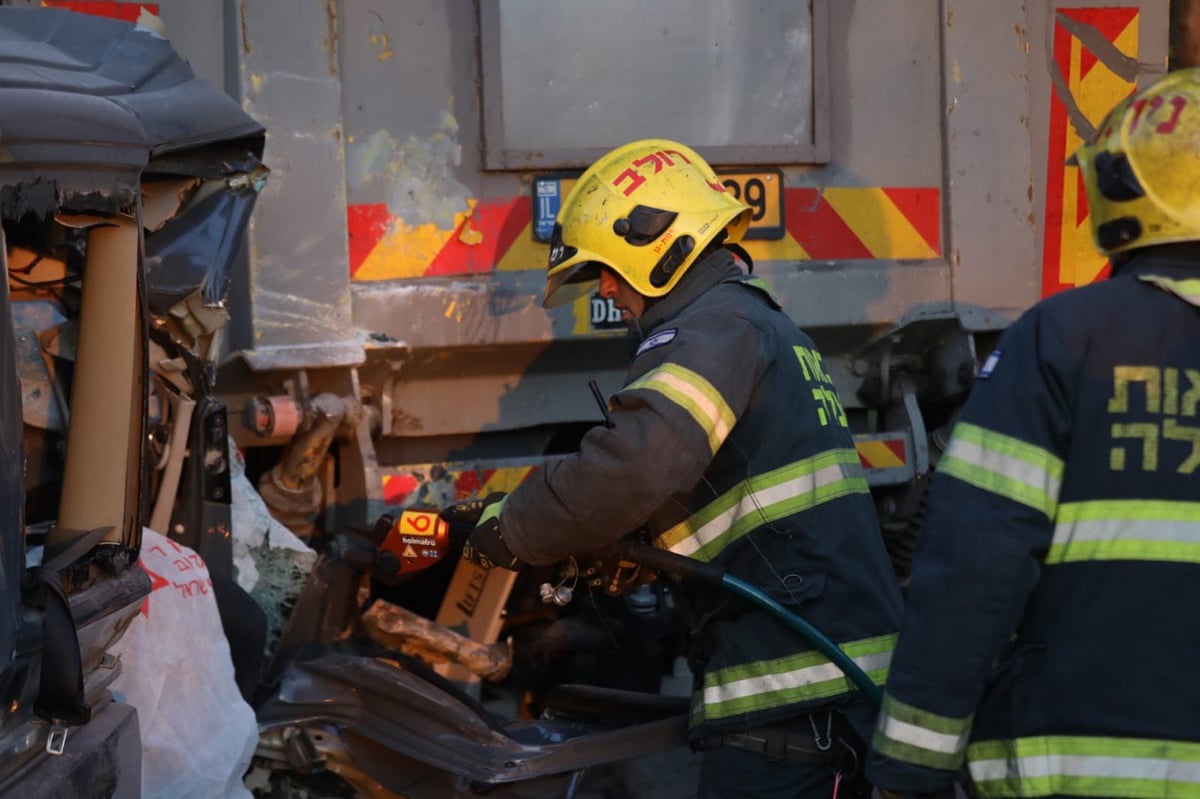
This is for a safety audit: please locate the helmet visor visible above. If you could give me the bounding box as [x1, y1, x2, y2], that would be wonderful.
[543, 261, 602, 308]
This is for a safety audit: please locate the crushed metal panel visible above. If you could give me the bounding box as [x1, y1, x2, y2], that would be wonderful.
[0, 8, 262, 213]
[144, 175, 265, 317]
[141, 177, 198, 233]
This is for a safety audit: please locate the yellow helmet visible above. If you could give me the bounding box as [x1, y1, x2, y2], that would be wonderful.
[543, 139, 752, 307]
[1073, 68, 1200, 257]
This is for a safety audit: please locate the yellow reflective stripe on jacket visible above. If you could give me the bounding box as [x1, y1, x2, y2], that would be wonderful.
[655, 448, 869, 562]
[1139, 274, 1200, 308]
[938, 423, 1063, 518]
[1047, 499, 1200, 564]
[967, 735, 1200, 798]
[742, 276, 781, 305]
[699, 633, 896, 722]
[872, 694, 973, 771]
[625, 363, 735, 455]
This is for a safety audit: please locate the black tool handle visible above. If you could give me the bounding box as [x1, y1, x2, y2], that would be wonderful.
[611, 539, 725, 587]
[588, 379, 615, 429]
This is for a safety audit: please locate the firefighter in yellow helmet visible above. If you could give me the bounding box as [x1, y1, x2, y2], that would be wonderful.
[867, 69, 1200, 799]
[463, 139, 902, 798]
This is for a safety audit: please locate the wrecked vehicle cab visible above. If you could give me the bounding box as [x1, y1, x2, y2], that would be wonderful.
[0, 8, 265, 795]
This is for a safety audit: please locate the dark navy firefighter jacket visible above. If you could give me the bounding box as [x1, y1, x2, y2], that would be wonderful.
[866, 249, 1200, 798]
[501, 249, 902, 739]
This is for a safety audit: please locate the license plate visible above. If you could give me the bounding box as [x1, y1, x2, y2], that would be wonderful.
[589, 295, 626, 330]
[717, 169, 784, 240]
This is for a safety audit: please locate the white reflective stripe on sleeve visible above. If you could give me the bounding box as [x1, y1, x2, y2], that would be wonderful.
[941, 431, 1062, 516]
[878, 716, 970, 756]
[703, 649, 892, 706]
[1052, 517, 1200, 547]
[969, 753, 1200, 784]
[668, 461, 849, 558]
[1048, 500, 1200, 564]
[946, 437, 1062, 499]
[650, 369, 732, 445]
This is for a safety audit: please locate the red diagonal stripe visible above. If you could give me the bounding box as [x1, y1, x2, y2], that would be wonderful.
[883, 438, 906, 462]
[347, 203, 390, 277]
[383, 474, 419, 505]
[882, 188, 941, 254]
[784, 188, 873, 260]
[43, 1, 158, 22]
[1042, 17, 1074, 298]
[426, 198, 531, 276]
[453, 469, 496, 500]
[1075, 168, 1089, 228]
[1062, 8, 1138, 82]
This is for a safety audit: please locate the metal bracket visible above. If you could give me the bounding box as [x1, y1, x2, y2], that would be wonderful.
[46, 724, 67, 756]
[898, 377, 930, 476]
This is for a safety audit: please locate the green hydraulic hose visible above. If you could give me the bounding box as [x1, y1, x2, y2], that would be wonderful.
[717, 571, 883, 706]
[613, 541, 883, 707]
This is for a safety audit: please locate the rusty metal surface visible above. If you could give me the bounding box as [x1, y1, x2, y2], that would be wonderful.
[363, 599, 513, 681]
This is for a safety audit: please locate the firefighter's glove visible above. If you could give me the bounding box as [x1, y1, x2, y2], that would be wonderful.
[442, 492, 507, 526]
[462, 494, 520, 571]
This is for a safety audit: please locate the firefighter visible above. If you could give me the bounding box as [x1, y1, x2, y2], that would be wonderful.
[865, 68, 1200, 799]
[462, 139, 902, 798]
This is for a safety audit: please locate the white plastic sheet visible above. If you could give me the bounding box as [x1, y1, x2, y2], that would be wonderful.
[110, 528, 258, 799]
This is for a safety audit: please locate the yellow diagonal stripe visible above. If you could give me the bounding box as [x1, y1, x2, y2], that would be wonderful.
[355, 200, 475, 281]
[481, 466, 533, 494]
[496, 226, 547, 271]
[823, 188, 938, 260]
[742, 235, 812, 263]
[1057, 16, 1138, 289]
[856, 440, 905, 469]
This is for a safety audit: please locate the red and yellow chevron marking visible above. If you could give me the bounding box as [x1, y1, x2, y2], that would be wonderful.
[855, 437, 907, 470]
[382, 464, 536, 506]
[41, 0, 158, 20]
[746, 187, 940, 263]
[349, 198, 533, 281]
[1042, 8, 1139, 298]
[347, 187, 940, 281]
[383, 444, 906, 505]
